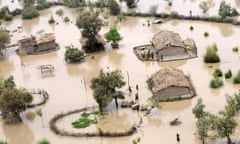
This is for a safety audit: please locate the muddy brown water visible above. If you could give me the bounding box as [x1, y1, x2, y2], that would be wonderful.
[0, 2, 240, 144]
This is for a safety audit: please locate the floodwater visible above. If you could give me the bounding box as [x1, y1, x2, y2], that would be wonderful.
[0, 1, 240, 144]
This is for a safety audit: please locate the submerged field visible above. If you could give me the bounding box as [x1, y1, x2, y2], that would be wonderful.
[0, 0, 240, 144]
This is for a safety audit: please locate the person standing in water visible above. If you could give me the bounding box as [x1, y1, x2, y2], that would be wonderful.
[176, 133, 180, 142]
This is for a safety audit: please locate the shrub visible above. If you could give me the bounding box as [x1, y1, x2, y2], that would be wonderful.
[225, 70, 232, 79]
[63, 0, 86, 8]
[21, 6, 39, 19]
[4, 13, 13, 21]
[213, 68, 223, 78]
[199, 1, 209, 13]
[210, 78, 223, 88]
[147, 78, 154, 91]
[37, 138, 50, 144]
[64, 16, 70, 22]
[203, 45, 220, 63]
[190, 25, 194, 31]
[36, 1, 51, 10]
[65, 46, 84, 63]
[56, 8, 64, 16]
[108, 0, 120, 16]
[204, 32, 209, 37]
[48, 15, 55, 24]
[233, 71, 240, 84]
[232, 46, 239, 52]
[0, 6, 13, 21]
[169, 11, 179, 18]
[219, 1, 239, 19]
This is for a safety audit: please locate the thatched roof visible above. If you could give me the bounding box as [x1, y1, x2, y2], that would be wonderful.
[36, 33, 55, 44]
[151, 67, 191, 93]
[151, 30, 186, 51]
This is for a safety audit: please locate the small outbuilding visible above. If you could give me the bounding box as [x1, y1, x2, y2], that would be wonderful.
[148, 67, 196, 101]
[133, 30, 197, 61]
[18, 33, 58, 54]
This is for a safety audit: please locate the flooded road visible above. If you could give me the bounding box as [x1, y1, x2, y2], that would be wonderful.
[0, 1, 240, 144]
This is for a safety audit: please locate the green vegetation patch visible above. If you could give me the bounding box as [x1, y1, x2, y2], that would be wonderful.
[72, 111, 99, 129]
[232, 46, 239, 52]
[146, 78, 154, 91]
[225, 70, 232, 79]
[203, 44, 220, 63]
[233, 71, 240, 84]
[210, 78, 223, 88]
[213, 68, 223, 78]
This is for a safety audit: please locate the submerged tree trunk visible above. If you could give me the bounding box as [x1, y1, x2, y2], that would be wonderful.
[114, 97, 119, 109]
[226, 135, 232, 144]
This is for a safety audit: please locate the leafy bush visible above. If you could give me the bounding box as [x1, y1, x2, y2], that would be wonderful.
[63, 0, 86, 8]
[233, 71, 240, 84]
[0, 141, 7, 144]
[0, 6, 13, 21]
[225, 70, 232, 79]
[56, 8, 64, 16]
[204, 32, 209, 37]
[124, 0, 137, 8]
[190, 25, 194, 31]
[22, 6, 39, 19]
[37, 138, 50, 144]
[108, 0, 120, 16]
[210, 78, 223, 88]
[36, 1, 51, 10]
[64, 16, 70, 22]
[104, 25, 123, 44]
[219, 1, 239, 19]
[169, 11, 179, 18]
[203, 44, 220, 63]
[213, 68, 223, 78]
[48, 15, 55, 24]
[232, 46, 239, 52]
[65, 46, 84, 63]
[147, 78, 154, 90]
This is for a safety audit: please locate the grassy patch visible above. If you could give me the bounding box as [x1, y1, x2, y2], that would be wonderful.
[72, 111, 99, 129]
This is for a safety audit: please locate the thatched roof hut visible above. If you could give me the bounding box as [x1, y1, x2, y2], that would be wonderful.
[151, 30, 186, 51]
[150, 67, 195, 101]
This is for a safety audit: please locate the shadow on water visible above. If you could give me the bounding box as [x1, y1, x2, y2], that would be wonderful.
[161, 99, 192, 113]
[3, 123, 34, 144]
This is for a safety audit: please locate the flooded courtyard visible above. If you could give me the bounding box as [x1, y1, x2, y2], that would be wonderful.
[0, 0, 240, 144]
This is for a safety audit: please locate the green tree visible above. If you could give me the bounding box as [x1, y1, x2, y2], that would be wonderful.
[219, 1, 239, 19]
[124, 0, 138, 8]
[37, 138, 50, 144]
[76, 11, 103, 53]
[149, 5, 158, 17]
[21, 6, 39, 19]
[20, 0, 35, 8]
[0, 30, 10, 55]
[214, 116, 237, 144]
[104, 25, 123, 48]
[0, 88, 33, 123]
[90, 69, 126, 113]
[199, 1, 209, 13]
[36, 0, 50, 10]
[108, 0, 121, 16]
[192, 98, 206, 119]
[203, 45, 220, 63]
[56, 8, 64, 16]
